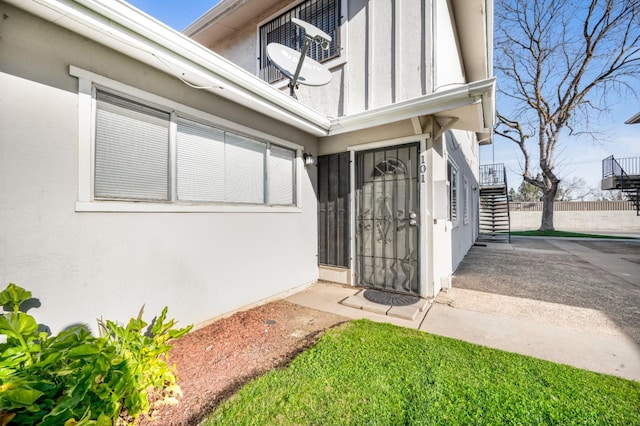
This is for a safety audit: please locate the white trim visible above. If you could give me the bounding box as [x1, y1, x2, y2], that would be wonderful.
[75, 201, 302, 213]
[625, 112, 640, 125]
[70, 66, 303, 152]
[463, 175, 469, 225]
[72, 66, 304, 212]
[10, 0, 330, 135]
[296, 150, 303, 207]
[349, 149, 356, 287]
[394, 0, 401, 103]
[330, 78, 495, 136]
[347, 133, 431, 152]
[447, 156, 460, 228]
[419, 137, 429, 298]
[168, 113, 178, 203]
[349, 139, 427, 295]
[77, 78, 93, 203]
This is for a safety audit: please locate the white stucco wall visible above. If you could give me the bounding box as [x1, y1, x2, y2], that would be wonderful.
[0, 4, 320, 334]
[447, 130, 479, 271]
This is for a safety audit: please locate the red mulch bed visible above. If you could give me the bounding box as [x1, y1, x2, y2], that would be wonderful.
[138, 300, 346, 425]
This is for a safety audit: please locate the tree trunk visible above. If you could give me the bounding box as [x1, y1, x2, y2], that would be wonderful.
[539, 188, 557, 231]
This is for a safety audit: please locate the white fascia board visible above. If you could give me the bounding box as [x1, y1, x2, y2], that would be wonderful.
[329, 78, 496, 136]
[183, 0, 245, 37]
[624, 112, 640, 125]
[8, 0, 330, 136]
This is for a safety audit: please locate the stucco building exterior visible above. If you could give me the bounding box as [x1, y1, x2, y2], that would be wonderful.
[0, 0, 494, 333]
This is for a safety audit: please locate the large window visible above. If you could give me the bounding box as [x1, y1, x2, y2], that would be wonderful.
[448, 162, 458, 223]
[259, 0, 341, 83]
[94, 89, 296, 206]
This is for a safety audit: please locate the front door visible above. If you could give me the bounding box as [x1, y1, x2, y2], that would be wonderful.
[355, 144, 420, 295]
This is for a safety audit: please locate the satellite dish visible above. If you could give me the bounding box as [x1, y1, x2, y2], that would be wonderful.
[265, 18, 333, 98]
[266, 43, 332, 86]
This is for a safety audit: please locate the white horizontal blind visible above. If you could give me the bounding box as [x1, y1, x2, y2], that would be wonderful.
[225, 133, 265, 203]
[93, 90, 296, 206]
[95, 91, 169, 200]
[176, 118, 225, 202]
[268, 145, 295, 205]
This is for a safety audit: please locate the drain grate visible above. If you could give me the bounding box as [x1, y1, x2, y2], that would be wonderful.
[363, 289, 420, 306]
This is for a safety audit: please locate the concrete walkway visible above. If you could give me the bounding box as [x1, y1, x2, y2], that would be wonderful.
[287, 237, 640, 382]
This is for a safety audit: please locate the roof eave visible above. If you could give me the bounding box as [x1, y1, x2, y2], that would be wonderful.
[5, 0, 330, 137]
[328, 78, 496, 137]
[624, 112, 640, 125]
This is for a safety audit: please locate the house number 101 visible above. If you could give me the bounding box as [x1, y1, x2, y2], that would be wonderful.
[420, 155, 426, 183]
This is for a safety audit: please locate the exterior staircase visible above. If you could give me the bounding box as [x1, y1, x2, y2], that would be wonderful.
[601, 155, 640, 216]
[478, 163, 511, 243]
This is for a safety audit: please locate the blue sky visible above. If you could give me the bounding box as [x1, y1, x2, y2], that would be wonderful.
[129, 0, 638, 192]
[127, 0, 219, 31]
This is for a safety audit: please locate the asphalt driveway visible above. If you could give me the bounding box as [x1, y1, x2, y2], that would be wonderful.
[425, 236, 640, 381]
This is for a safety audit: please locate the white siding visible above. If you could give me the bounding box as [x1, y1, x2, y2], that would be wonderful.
[208, 0, 444, 118]
[434, 0, 466, 89]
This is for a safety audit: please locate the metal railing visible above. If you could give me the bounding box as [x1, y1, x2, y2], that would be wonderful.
[601, 155, 639, 216]
[602, 155, 640, 178]
[479, 163, 505, 186]
[616, 157, 640, 176]
[478, 163, 511, 242]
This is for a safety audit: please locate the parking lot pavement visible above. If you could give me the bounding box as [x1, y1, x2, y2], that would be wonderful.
[422, 237, 640, 381]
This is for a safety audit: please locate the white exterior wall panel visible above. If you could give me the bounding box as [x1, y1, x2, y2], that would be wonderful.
[209, 0, 436, 118]
[434, 0, 466, 89]
[0, 4, 319, 334]
[396, 0, 427, 102]
[346, 0, 369, 114]
[447, 130, 479, 270]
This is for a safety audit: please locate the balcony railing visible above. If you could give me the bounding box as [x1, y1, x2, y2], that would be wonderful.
[479, 163, 505, 186]
[603, 155, 640, 178]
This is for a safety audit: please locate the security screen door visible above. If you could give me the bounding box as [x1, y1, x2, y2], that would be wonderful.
[355, 144, 420, 295]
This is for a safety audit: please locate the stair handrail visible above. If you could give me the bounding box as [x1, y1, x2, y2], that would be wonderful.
[502, 165, 511, 242]
[602, 155, 639, 216]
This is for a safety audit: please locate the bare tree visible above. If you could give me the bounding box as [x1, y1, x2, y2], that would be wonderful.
[495, 0, 640, 230]
[556, 177, 589, 201]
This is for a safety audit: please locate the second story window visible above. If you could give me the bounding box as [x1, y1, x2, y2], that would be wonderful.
[259, 0, 340, 83]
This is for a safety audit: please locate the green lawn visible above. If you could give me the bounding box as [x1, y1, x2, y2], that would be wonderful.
[510, 230, 635, 239]
[204, 320, 640, 425]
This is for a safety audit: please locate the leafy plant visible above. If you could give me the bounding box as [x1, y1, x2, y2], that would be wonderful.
[0, 283, 192, 425]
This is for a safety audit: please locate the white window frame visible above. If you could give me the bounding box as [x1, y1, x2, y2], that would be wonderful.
[256, 0, 348, 87]
[72, 66, 302, 213]
[447, 160, 459, 226]
[463, 175, 469, 225]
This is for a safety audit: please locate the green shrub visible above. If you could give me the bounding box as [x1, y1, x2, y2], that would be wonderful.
[0, 283, 192, 425]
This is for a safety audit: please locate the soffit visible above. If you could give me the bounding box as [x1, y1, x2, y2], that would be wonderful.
[184, 0, 292, 46]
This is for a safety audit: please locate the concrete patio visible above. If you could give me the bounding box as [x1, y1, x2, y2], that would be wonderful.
[286, 236, 640, 381]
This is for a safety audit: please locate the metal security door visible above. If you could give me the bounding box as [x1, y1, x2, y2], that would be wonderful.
[355, 144, 420, 295]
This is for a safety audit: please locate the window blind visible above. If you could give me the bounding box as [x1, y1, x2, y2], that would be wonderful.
[225, 132, 266, 203]
[176, 118, 226, 202]
[268, 145, 295, 205]
[95, 91, 169, 200]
